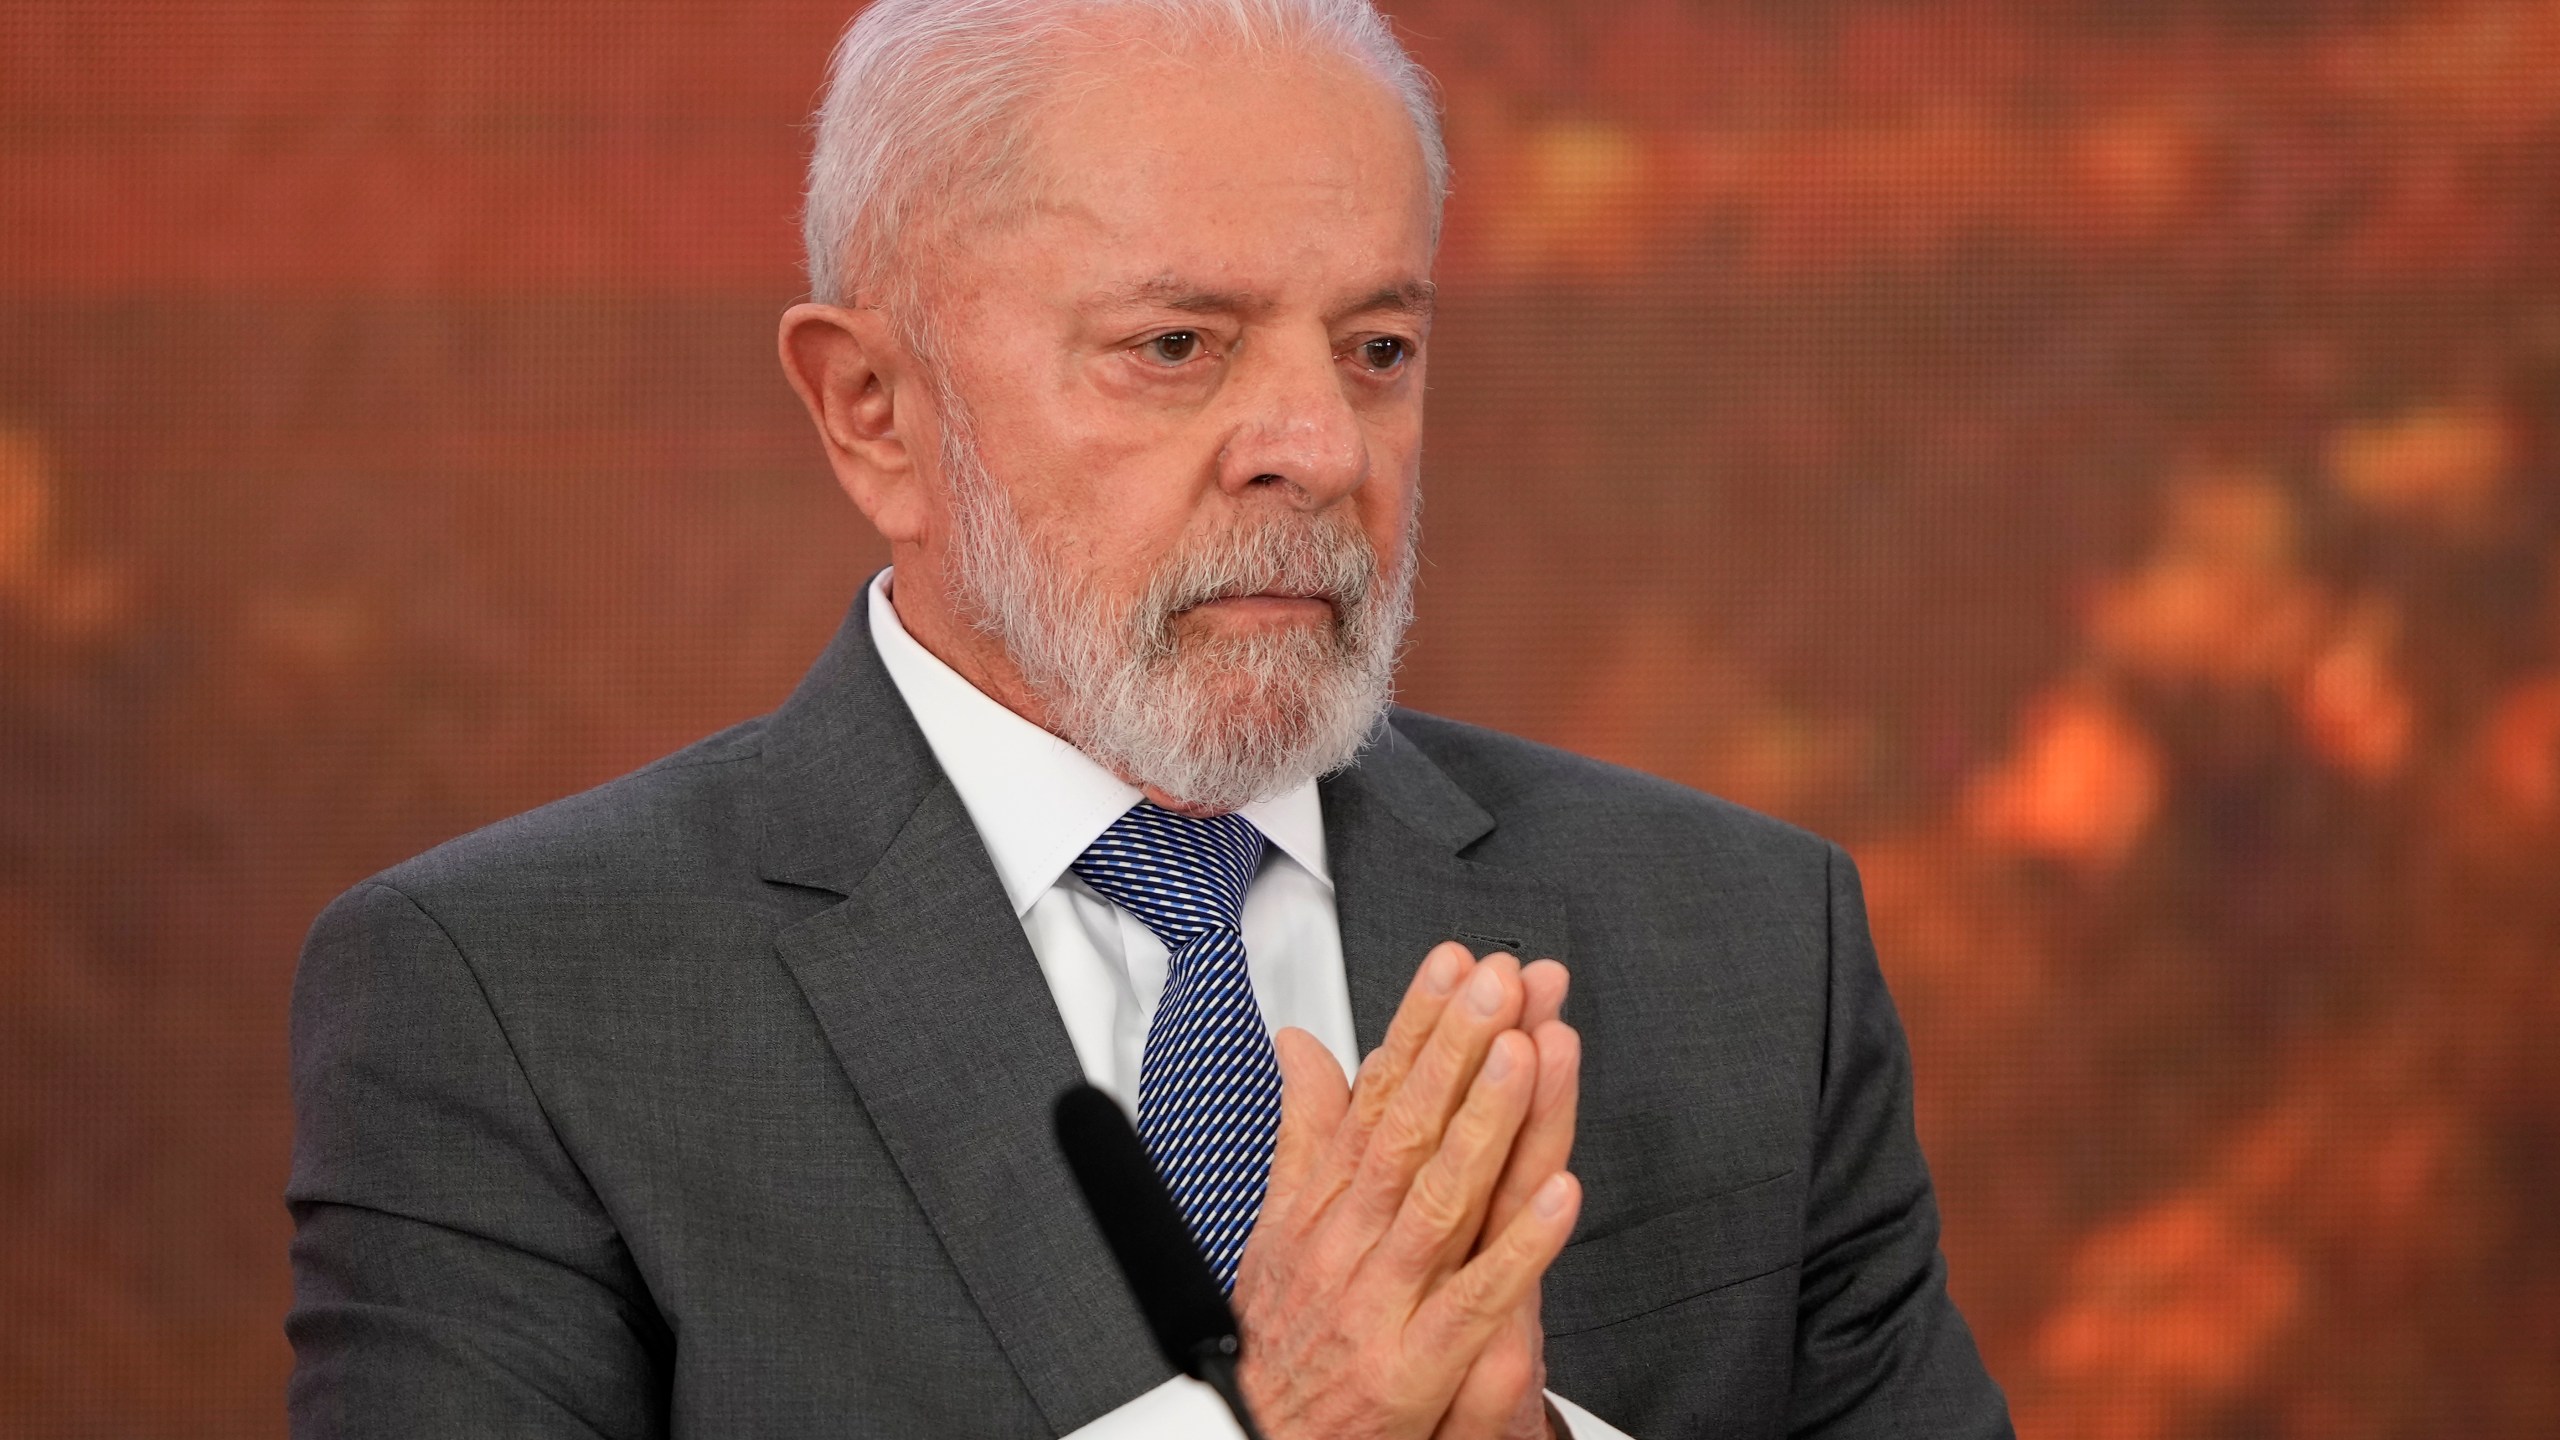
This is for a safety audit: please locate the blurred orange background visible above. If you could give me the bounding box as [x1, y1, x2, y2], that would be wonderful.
[5, 1, 2558, 1434]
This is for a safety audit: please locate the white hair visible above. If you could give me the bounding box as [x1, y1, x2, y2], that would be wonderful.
[801, 0, 1449, 306]
[936, 376, 1417, 811]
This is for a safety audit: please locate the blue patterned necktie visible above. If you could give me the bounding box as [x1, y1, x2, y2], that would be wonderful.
[1070, 801, 1277, 1291]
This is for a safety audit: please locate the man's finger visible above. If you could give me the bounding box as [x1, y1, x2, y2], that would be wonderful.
[1264, 1027, 1350, 1231]
[1519, 958, 1568, 1033]
[1331, 954, 1523, 1240]
[1349, 942, 1476, 1128]
[1290, 942, 1477, 1233]
[1478, 1019, 1581, 1256]
[1374, 1027, 1536, 1288]
[1495, 960, 1574, 1242]
[1462, 1022, 1576, 1438]
[1408, 1171, 1580, 1368]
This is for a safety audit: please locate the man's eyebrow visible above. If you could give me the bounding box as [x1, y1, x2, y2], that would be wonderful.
[1085, 277, 1268, 316]
[1334, 281, 1437, 325]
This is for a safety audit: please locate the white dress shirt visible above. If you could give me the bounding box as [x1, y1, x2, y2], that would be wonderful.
[867, 572, 1630, 1440]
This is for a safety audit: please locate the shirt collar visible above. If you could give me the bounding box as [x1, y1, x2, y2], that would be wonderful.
[866, 570, 1331, 918]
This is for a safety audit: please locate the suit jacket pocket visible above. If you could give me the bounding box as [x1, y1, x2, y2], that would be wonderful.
[1542, 1169, 1801, 1337]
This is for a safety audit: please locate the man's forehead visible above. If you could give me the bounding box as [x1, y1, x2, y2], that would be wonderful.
[994, 34, 1433, 240]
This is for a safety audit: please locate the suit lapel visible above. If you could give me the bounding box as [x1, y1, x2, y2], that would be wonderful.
[773, 787, 1166, 1433]
[757, 598, 1164, 1434]
[1322, 717, 1573, 1054]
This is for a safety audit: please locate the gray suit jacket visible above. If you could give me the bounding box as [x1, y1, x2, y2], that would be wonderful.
[287, 599, 2011, 1438]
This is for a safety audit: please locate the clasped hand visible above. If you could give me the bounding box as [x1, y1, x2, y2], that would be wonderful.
[1234, 943, 1582, 1440]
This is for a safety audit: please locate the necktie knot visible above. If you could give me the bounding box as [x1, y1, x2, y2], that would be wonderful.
[1070, 802, 1265, 948]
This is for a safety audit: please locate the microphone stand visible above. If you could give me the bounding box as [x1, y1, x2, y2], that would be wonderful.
[1187, 1334, 1269, 1440]
[1053, 1084, 1273, 1440]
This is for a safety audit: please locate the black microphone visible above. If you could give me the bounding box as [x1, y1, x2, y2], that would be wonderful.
[1052, 1083, 1269, 1440]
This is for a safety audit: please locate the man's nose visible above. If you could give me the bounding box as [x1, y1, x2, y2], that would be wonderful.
[1214, 337, 1369, 508]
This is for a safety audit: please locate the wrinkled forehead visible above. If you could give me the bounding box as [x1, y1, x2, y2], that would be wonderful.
[961, 25, 1436, 283]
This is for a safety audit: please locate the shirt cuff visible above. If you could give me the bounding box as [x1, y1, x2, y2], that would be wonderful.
[1546, 1388, 1635, 1438]
[1060, 1379, 1636, 1439]
[1061, 1377, 1247, 1438]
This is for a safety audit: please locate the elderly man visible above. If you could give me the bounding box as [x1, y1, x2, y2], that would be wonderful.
[286, 1, 2011, 1436]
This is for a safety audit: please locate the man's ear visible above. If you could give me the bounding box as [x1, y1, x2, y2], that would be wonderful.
[777, 302, 930, 545]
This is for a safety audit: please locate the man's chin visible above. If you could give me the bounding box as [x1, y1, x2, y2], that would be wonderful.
[1074, 652, 1386, 811]
[1138, 665, 1329, 743]
[1171, 685, 1322, 741]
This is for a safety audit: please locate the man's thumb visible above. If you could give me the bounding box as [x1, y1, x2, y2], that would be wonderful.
[1266, 1027, 1350, 1219]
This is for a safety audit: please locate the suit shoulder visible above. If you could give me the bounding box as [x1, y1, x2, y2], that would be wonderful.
[1386, 708, 1836, 871]
[357, 715, 773, 910]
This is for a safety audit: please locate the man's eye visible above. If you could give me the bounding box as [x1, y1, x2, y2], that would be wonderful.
[1143, 331, 1201, 365]
[1357, 336, 1410, 372]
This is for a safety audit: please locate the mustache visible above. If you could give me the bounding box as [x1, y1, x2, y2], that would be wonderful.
[1138, 511, 1382, 632]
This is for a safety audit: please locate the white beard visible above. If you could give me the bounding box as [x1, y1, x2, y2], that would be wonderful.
[936, 387, 1415, 814]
